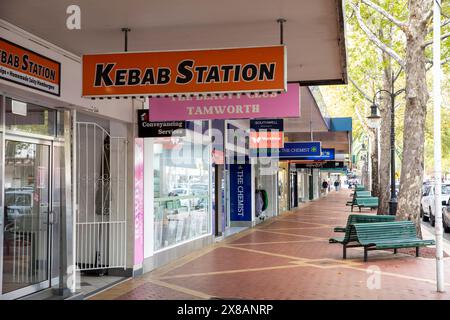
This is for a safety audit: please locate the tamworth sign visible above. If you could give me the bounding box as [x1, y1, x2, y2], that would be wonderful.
[148, 83, 300, 121]
[82, 46, 286, 97]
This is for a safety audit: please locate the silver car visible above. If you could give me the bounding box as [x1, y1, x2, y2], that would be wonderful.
[442, 197, 450, 232]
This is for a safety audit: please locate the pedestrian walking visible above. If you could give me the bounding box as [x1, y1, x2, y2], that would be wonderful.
[334, 180, 339, 191]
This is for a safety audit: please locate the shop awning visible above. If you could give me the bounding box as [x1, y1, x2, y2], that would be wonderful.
[0, 0, 347, 85]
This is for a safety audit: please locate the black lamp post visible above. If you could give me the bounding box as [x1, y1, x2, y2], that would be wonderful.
[369, 86, 404, 215]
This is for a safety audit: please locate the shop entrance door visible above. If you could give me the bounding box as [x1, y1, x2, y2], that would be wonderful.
[1, 138, 55, 297]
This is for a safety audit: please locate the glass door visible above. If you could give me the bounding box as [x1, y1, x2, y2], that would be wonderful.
[2, 139, 51, 295]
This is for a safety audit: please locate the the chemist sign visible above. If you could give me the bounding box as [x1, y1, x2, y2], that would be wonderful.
[0, 37, 60, 96]
[82, 45, 286, 97]
[229, 164, 252, 221]
[137, 110, 185, 138]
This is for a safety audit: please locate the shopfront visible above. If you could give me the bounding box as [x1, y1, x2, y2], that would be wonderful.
[0, 95, 70, 299]
[141, 120, 214, 272]
[152, 121, 211, 251]
[0, 25, 136, 299]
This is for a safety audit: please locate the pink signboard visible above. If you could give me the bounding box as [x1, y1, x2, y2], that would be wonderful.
[134, 138, 144, 265]
[148, 83, 300, 121]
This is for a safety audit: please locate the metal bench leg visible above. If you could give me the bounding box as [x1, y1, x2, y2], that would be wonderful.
[416, 247, 419, 257]
[394, 248, 397, 254]
[351, 205, 353, 212]
[364, 247, 368, 262]
[343, 244, 347, 259]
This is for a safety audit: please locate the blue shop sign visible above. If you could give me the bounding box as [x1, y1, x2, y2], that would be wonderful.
[278, 142, 321, 158]
[297, 148, 335, 160]
[229, 164, 252, 221]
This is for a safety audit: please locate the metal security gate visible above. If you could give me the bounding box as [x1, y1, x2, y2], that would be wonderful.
[75, 122, 127, 271]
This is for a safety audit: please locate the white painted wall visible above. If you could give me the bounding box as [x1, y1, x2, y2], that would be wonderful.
[0, 19, 133, 123]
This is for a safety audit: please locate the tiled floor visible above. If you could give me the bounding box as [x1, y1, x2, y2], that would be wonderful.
[91, 189, 450, 300]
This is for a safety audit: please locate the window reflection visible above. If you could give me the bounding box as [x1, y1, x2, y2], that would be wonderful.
[153, 122, 211, 251]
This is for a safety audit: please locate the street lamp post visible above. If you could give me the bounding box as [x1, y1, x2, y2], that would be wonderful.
[369, 83, 404, 215]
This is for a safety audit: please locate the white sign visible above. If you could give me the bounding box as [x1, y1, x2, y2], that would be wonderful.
[11, 100, 27, 116]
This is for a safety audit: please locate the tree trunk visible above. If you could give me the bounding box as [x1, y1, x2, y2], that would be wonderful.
[378, 57, 393, 215]
[396, 0, 431, 238]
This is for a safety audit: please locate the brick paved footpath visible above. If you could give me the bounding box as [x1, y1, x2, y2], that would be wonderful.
[91, 189, 450, 300]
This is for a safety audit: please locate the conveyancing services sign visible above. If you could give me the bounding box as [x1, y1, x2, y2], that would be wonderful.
[82, 46, 286, 97]
[137, 110, 185, 138]
[0, 37, 61, 96]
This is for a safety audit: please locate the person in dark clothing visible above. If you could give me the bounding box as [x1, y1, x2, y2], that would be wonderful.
[334, 180, 340, 191]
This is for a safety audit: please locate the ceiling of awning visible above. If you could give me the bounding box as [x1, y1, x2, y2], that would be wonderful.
[0, 0, 347, 85]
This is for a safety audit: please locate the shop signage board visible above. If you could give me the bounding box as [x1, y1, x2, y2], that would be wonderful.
[229, 164, 252, 222]
[278, 142, 321, 158]
[148, 83, 300, 121]
[0, 37, 61, 96]
[249, 131, 284, 150]
[294, 148, 335, 161]
[295, 161, 344, 169]
[137, 110, 185, 138]
[82, 45, 286, 97]
[251, 141, 321, 158]
[250, 119, 284, 153]
[250, 119, 284, 131]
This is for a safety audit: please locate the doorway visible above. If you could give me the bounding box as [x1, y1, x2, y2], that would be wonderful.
[1, 137, 62, 298]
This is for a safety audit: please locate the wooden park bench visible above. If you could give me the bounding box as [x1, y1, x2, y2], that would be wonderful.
[355, 185, 366, 191]
[332, 214, 395, 233]
[329, 214, 395, 259]
[351, 221, 435, 261]
[352, 197, 379, 212]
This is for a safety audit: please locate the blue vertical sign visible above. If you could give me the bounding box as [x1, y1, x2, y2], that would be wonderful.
[229, 164, 252, 221]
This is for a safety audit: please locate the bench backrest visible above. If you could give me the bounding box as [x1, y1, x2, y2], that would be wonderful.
[352, 221, 418, 245]
[356, 197, 379, 205]
[355, 191, 371, 198]
[346, 214, 395, 225]
[340, 214, 395, 243]
[355, 185, 366, 191]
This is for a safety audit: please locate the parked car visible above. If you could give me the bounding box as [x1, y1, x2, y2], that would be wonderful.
[421, 183, 450, 226]
[442, 198, 450, 232]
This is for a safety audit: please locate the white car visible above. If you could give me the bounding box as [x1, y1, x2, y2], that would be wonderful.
[421, 184, 450, 227]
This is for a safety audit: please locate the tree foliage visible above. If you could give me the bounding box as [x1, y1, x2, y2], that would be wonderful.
[321, 0, 450, 178]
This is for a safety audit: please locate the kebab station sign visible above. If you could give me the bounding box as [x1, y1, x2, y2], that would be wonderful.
[82, 45, 286, 97]
[82, 45, 287, 138]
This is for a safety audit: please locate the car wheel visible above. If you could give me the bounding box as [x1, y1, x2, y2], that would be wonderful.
[430, 207, 435, 227]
